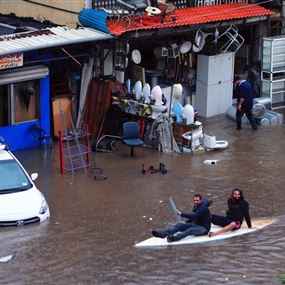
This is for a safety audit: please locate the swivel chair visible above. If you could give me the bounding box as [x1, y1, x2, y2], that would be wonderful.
[122, 121, 144, 156]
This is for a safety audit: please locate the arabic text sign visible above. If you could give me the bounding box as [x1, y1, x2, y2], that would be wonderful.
[0, 53, 23, 70]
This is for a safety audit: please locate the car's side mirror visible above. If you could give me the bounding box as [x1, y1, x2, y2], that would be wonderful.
[31, 173, 38, 181]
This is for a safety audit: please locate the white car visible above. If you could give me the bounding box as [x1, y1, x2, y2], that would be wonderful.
[0, 141, 50, 226]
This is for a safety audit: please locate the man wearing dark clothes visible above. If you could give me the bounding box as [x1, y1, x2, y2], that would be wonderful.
[234, 75, 258, 130]
[209, 189, 251, 237]
[151, 194, 211, 242]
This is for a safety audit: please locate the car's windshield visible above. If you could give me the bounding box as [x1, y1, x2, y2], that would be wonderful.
[0, 159, 32, 193]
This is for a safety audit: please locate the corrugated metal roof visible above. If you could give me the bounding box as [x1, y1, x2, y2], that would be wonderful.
[0, 26, 114, 56]
[107, 2, 274, 35]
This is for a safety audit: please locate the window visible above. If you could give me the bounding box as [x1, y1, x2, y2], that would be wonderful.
[0, 85, 9, 126]
[0, 159, 31, 192]
[0, 79, 39, 126]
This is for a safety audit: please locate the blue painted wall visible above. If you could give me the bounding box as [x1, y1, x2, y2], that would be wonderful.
[0, 76, 51, 151]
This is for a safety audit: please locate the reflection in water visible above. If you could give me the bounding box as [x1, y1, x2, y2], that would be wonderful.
[0, 115, 285, 284]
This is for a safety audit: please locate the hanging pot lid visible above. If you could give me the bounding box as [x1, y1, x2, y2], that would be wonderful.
[192, 30, 205, 53]
[131, 49, 141, 64]
[179, 41, 192, 54]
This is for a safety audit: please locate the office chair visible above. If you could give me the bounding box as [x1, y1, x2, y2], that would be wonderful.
[122, 121, 144, 156]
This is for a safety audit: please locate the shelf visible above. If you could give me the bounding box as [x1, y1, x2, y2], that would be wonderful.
[263, 89, 285, 95]
[262, 36, 285, 104]
[262, 67, 285, 73]
[272, 102, 285, 109]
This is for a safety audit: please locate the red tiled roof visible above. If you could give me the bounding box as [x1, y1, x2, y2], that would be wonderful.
[107, 3, 274, 36]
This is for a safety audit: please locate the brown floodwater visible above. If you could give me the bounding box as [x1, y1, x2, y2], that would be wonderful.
[0, 114, 285, 285]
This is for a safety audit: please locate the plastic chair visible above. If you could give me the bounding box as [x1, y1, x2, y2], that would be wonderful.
[217, 25, 244, 53]
[122, 121, 144, 156]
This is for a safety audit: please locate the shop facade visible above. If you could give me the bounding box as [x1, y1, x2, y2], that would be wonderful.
[78, 0, 275, 118]
[0, 64, 50, 150]
[0, 25, 113, 150]
[0, 1, 280, 150]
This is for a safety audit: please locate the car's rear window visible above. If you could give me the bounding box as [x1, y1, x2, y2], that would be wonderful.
[0, 160, 32, 192]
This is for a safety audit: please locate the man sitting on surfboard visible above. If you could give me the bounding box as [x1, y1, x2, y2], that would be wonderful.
[209, 189, 251, 237]
[151, 194, 211, 242]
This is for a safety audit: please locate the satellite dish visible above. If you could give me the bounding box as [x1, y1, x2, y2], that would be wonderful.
[179, 41, 192, 54]
[133, 81, 142, 101]
[192, 30, 205, 53]
[252, 103, 266, 119]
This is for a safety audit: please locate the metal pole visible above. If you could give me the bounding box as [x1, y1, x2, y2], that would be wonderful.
[59, 130, 64, 174]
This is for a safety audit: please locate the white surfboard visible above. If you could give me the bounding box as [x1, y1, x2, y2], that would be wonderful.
[135, 218, 276, 248]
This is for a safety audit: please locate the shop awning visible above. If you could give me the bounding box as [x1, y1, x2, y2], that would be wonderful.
[0, 26, 114, 56]
[107, 2, 274, 36]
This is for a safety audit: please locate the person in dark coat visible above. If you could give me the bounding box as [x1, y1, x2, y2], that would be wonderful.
[209, 189, 251, 237]
[234, 75, 258, 130]
[151, 194, 211, 242]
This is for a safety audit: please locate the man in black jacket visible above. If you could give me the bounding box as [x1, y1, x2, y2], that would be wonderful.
[209, 189, 251, 237]
[151, 194, 211, 242]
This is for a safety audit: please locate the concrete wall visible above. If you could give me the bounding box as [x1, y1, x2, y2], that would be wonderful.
[0, 0, 85, 28]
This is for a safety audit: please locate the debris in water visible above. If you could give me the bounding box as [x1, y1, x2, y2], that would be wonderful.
[0, 255, 13, 263]
[203, 160, 218, 165]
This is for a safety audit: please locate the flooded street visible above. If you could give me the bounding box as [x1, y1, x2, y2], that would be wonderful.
[1, 114, 285, 285]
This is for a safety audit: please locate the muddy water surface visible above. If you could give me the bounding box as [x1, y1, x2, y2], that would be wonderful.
[0, 115, 285, 285]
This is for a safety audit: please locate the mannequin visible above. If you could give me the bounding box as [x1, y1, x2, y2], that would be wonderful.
[142, 83, 151, 104]
[172, 83, 183, 123]
[151, 85, 163, 106]
[150, 85, 167, 119]
[183, 104, 194, 125]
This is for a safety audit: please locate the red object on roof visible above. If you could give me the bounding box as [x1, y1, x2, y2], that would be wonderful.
[107, 2, 274, 36]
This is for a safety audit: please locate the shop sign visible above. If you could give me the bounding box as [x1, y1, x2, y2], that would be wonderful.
[0, 53, 23, 70]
